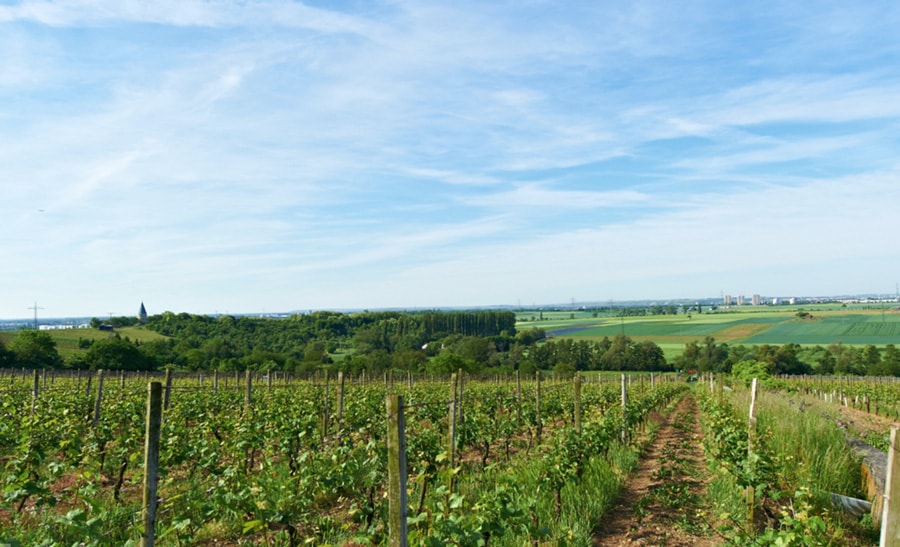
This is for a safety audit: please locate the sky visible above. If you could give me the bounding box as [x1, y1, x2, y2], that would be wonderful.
[2, 1, 900, 319]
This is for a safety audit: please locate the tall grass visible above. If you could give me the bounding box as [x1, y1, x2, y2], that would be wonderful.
[699, 381, 877, 544]
[757, 395, 863, 498]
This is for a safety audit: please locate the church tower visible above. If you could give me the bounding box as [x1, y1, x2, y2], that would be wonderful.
[138, 302, 148, 324]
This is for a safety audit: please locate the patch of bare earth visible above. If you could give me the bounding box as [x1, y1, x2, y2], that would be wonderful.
[592, 394, 720, 547]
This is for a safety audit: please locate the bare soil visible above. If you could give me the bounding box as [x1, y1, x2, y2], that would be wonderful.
[592, 394, 721, 546]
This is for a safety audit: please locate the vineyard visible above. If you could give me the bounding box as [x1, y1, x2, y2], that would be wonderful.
[1, 369, 896, 545]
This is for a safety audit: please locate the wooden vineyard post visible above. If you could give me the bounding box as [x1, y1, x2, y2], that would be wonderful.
[163, 368, 173, 412]
[386, 394, 408, 547]
[141, 382, 163, 547]
[31, 369, 39, 415]
[120, 370, 126, 389]
[244, 370, 253, 411]
[515, 370, 522, 424]
[882, 428, 900, 544]
[747, 377, 759, 527]
[536, 370, 543, 442]
[448, 373, 459, 470]
[621, 374, 628, 444]
[322, 372, 331, 439]
[213, 370, 219, 395]
[337, 371, 345, 439]
[574, 373, 582, 434]
[92, 369, 105, 428]
[458, 369, 466, 426]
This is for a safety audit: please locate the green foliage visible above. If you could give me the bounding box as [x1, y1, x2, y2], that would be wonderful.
[698, 385, 874, 545]
[426, 352, 479, 374]
[84, 336, 152, 371]
[7, 330, 62, 369]
[731, 360, 771, 385]
[530, 336, 670, 372]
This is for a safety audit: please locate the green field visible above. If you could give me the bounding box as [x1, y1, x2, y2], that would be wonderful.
[517, 307, 900, 359]
[0, 326, 167, 358]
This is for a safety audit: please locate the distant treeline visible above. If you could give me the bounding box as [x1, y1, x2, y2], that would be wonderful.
[4, 309, 900, 377]
[0, 310, 529, 374]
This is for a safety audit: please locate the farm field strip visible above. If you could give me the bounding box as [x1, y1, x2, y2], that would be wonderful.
[534, 309, 900, 350]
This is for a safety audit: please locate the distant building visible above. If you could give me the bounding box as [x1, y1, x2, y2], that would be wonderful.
[724, 294, 733, 306]
[737, 295, 746, 306]
[752, 294, 761, 306]
[138, 302, 148, 324]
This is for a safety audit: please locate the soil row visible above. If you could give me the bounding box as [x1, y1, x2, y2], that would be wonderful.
[592, 394, 719, 546]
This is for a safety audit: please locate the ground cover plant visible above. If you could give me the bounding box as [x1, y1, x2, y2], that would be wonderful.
[697, 380, 879, 545]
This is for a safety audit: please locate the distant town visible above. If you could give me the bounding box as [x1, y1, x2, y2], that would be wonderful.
[2, 292, 898, 331]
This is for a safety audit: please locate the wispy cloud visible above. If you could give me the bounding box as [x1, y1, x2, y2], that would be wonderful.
[464, 184, 651, 210]
[2, 1, 900, 316]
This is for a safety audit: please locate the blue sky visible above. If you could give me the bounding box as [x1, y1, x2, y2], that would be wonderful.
[2, 1, 900, 319]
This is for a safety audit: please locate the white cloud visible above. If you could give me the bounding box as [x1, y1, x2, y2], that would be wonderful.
[465, 184, 651, 210]
[3, 1, 900, 316]
[0, 0, 381, 37]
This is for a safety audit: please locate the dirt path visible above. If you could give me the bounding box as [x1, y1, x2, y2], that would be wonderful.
[592, 394, 720, 546]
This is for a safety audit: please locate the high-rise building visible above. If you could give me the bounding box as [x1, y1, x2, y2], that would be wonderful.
[138, 302, 148, 324]
[752, 294, 761, 306]
[724, 294, 733, 306]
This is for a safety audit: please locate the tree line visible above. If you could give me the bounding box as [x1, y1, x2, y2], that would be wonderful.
[0, 311, 524, 374]
[4, 311, 900, 377]
[675, 336, 900, 377]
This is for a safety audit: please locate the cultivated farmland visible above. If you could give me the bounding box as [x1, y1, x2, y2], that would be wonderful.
[524, 307, 900, 360]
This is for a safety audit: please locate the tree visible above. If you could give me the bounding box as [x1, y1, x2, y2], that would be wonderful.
[553, 362, 576, 378]
[731, 359, 770, 385]
[85, 337, 152, 371]
[598, 335, 633, 371]
[862, 345, 882, 375]
[140, 339, 178, 370]
[452, 336, 493, 365]
[426, 353, 479, 375]
[392, 349, 427, 371]
[302, 340, 332, 365]
[771, 344, 808, 375]
[632, 341, 669, 371]
[9, 330, 62, 368]
[814, 349, 835, 375]
[674, 341, 701, 372]
[698, 336, 728, 372]
[0, 339, 14, 368]
[884, 345, 900, 376]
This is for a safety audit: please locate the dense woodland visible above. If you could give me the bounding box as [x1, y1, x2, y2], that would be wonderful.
[2, 310, 900, 376]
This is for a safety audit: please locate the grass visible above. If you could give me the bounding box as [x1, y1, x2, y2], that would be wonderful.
[700, 383, 878, 544]
[0, 326, 168, 359]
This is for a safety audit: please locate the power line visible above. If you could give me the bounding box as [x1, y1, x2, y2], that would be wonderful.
[26, 301, 45, 330]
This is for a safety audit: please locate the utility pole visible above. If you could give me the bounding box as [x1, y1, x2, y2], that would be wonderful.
[27, 302, 45, 330]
